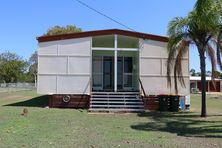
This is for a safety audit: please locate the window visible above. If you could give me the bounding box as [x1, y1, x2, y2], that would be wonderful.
[92, 35, 114, 48]
[117, 35, 139, 48]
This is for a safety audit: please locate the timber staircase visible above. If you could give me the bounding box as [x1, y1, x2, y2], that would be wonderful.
[89, 92, 144, 112]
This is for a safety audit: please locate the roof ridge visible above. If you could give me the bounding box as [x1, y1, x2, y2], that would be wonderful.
[37, 28, 168, 43]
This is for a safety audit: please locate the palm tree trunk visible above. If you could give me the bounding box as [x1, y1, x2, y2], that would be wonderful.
[199, 51, 207, 117]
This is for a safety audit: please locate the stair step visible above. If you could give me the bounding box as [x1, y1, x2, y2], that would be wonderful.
[90, 104, 144, 108]
[92, 92, 140, 95]
[90, 91, 144, 112]
[91, 98, 142, 101]
[92, 95, 139, 98]
[89, 108, 144, 112]
[91, 101, 143, 104]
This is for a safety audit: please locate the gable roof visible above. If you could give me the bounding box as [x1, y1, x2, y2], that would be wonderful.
[37, 29, 169, 43]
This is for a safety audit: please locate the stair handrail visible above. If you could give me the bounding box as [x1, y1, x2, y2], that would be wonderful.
[139, 78, 147, 97]
[89, 76, 92, 96]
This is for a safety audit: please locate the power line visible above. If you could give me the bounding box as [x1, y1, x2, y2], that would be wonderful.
[75, 0, 135, 31]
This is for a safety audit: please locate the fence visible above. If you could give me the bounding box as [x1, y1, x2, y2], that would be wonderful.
[0, 83, 36, 93]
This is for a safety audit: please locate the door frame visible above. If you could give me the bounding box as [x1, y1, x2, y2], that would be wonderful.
[117, 56, 133, 91]
[92, 55, 134, 92]
[103, 56, 114, 91]
[91, 34, 139, 92]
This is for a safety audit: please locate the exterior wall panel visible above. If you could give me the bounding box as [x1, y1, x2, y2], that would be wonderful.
[37, 37, 91, 95]
[58, 38, 91, 56]
[68, 57, 90, 74]
[140, 77, 170, 94]
[140, 58, 161, 75]
[139, 39, 189, 96]
[169, 77, 190, 95]
[38, 75, 57, 94]
[140, 40, 168, 57]
[57, 76, 90, 94]
[161, 59, 189, 76]
[38, 41, 58, 55]
[38, 57, 67, 74]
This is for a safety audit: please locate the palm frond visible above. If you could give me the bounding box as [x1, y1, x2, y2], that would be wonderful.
[167, 39, 189, 93]
[206, 44, 217, 89]
[206, 44, 217, 77]
[167, 35, 183, 87]
[167, 17, 191, 88]
[195, 0, 208, 13]
[194, 0, 221, 33]
[167, 17, 189, 37]
[216, 30, 222, 70]
[173, 41, 189, 94]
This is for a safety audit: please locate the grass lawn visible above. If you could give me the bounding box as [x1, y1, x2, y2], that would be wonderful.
[0, 91, 222, 148]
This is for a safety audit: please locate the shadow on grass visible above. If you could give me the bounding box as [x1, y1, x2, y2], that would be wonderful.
[131, 112, 222, 138]
[4, 95, 49, 107]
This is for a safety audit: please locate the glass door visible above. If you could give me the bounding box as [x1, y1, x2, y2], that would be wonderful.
[117, 57, 123, 90]
[92, 56, 103, 91]
[117, 57, 133, 91]
[92, 54, 136, 92]
[103, 56, 114, 91]
[123, 57, 133, 90]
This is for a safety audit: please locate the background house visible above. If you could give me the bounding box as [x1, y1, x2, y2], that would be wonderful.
[190, 76, 222, 93]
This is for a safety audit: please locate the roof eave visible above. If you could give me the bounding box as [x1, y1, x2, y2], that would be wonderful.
[37, 29, 169, 43]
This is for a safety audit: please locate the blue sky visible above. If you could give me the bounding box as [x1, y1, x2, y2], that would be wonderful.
[0, 0, 208, 71]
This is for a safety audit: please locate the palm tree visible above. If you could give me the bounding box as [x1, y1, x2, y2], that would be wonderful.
[167, 0, 222, 117]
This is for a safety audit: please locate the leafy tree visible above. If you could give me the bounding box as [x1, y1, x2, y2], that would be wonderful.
[29, 51, 37, 74]
[213, 71, 222, 79]
[167, 0, 222, 117]
[43, 25, 82, 36]
[26, 51, 38, 84]
[0, 51, 28, 83]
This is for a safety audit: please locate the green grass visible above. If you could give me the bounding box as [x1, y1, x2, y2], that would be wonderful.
[0, 91, 222, 148]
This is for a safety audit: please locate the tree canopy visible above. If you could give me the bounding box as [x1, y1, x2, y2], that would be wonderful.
[0, 51, 28, 83]
[29, 51, 37, 74]
[43, 25, 82, 36]
[167, 0, 222, 117]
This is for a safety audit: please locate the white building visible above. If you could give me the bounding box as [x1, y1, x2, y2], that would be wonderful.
[190, 76, 222, 93]
[37, 29, 190, 111]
